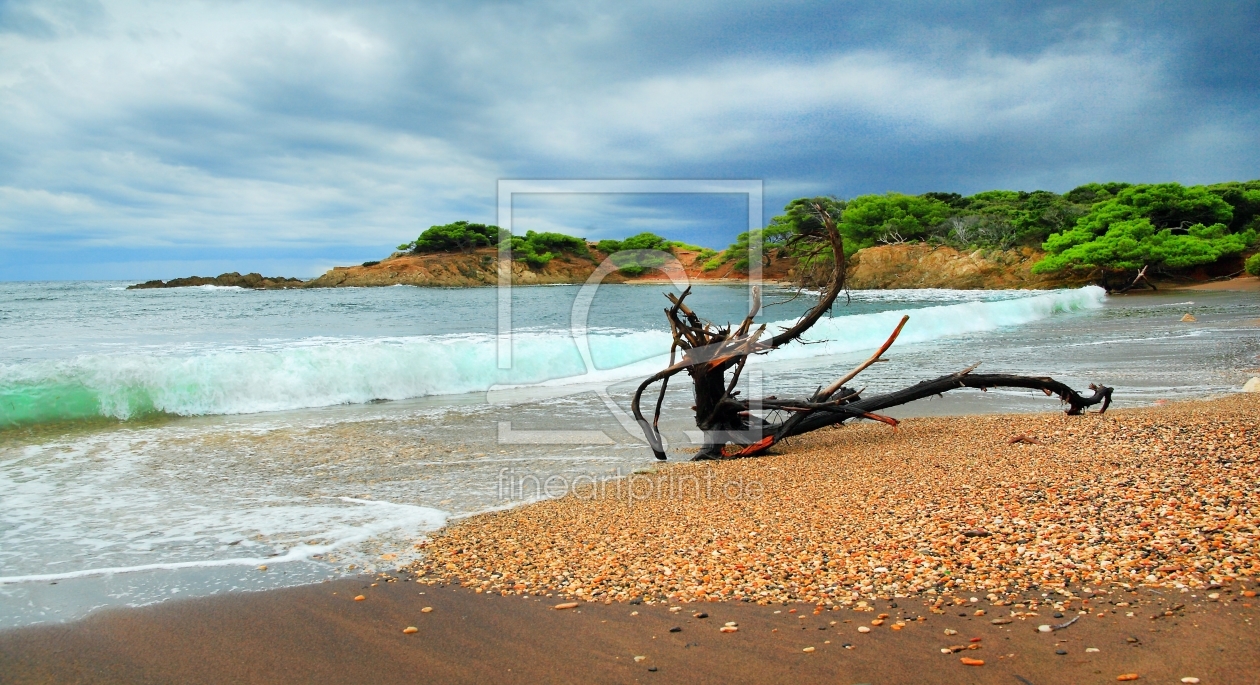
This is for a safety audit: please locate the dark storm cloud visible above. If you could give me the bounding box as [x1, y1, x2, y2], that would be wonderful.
[0, 0, 1256, 279]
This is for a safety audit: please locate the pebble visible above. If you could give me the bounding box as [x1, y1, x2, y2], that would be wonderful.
[1055, 650, 1067, 655]
[857, 626, 871, 633]
[943, 629, 958, 636]
[725, 622, 738, 627]
[1180, 679, 1200, 684]
[406, 396, 1260, 614]
[257, 565, 267, 572]
[990, 618, 1012, 625]
[354, 595, 366, 601]
[553, 602, 579, 610]
[1117, 675, 1139, 681]
[959, 657, 984, 666]
[634, 655, 646, 662]
[870, 619, 884, 626]
[1038, 625, 1052, 633]
[719, 626, 738, 633]
[694, 612, 708, 619]
[402, 627, 418, 634]
[420, 606, 433, 613]
[669, 626, 681, 633]
[802, 646, 815, 653]
[648, 666, 658, 672]
[1086, 648, 1100, 653]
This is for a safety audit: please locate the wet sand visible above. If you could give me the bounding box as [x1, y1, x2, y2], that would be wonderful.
[1, 575, 1257, 684]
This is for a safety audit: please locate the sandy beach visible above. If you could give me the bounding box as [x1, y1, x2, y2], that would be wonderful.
[2, 394, 1257, 683]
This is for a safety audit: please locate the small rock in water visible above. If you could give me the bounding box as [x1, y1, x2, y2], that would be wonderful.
[1180, 313, 1196, 322]
[257, 565, 268, 572]
[402, 626, 418, 634]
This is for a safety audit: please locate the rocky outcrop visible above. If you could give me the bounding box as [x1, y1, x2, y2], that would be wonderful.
[128, 272, 305, 289]
[843, 244, 1088, 290]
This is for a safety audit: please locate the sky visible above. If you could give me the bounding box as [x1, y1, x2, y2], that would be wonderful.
[1, 0, 1258, 280]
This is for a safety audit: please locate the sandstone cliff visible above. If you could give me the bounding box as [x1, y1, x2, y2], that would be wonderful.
[842, 244, 1089, 290]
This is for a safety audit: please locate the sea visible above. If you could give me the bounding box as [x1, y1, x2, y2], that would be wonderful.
[1, 280, 1257, 628]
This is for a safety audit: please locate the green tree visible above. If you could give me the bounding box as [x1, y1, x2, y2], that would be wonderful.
[1033, 219, 1254, 275]
[1036, 183, 1239, 276]
[510, 230, 588, 268]
[838, 193, 951, 254]
[409, 221, 508, 253]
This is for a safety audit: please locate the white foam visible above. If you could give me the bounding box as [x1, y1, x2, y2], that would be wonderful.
[0, 287, 1106, 422]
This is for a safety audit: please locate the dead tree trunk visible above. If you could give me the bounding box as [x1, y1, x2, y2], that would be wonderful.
[630, 201, 1113, 461]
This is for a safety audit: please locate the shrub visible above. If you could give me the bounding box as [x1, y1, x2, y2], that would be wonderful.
[1246, 252, 1260, 276]
[361, 260, 380, 267]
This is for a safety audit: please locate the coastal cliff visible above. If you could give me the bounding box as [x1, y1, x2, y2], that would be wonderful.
[300, 244, 1078, 290]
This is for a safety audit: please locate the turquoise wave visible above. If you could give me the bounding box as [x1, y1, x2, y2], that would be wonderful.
[0, 287, 1106, 429]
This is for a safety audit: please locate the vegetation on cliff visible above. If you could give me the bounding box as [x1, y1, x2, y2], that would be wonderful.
[712, 179, 1260, 288]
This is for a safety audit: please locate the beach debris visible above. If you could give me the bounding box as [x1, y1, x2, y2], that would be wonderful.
[1180, 313, 1196, 322]
[628, 206, 1114, 462]
[553, 602, 579, 610]
[1117, 675, 1139, 681]
[960, 657, 984, 666]
[420, 606, 432, 613]
[354, 595, 366, 601]
[1007, 434, 1044, 446]
[402, 626, 418, 634]
[802, 646, 815, 652]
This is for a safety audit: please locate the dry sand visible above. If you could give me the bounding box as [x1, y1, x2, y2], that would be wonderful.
[413, 394, 1260, 604]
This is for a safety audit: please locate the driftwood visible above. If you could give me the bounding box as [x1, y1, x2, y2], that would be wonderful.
[630, 201, 1113, 461]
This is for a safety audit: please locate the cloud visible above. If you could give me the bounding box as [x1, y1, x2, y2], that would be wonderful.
[0, 0, 1257, 278]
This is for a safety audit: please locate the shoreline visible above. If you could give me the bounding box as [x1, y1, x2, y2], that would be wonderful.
[3, 572, 1256, 684]
[2, 394, 1257, 682]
